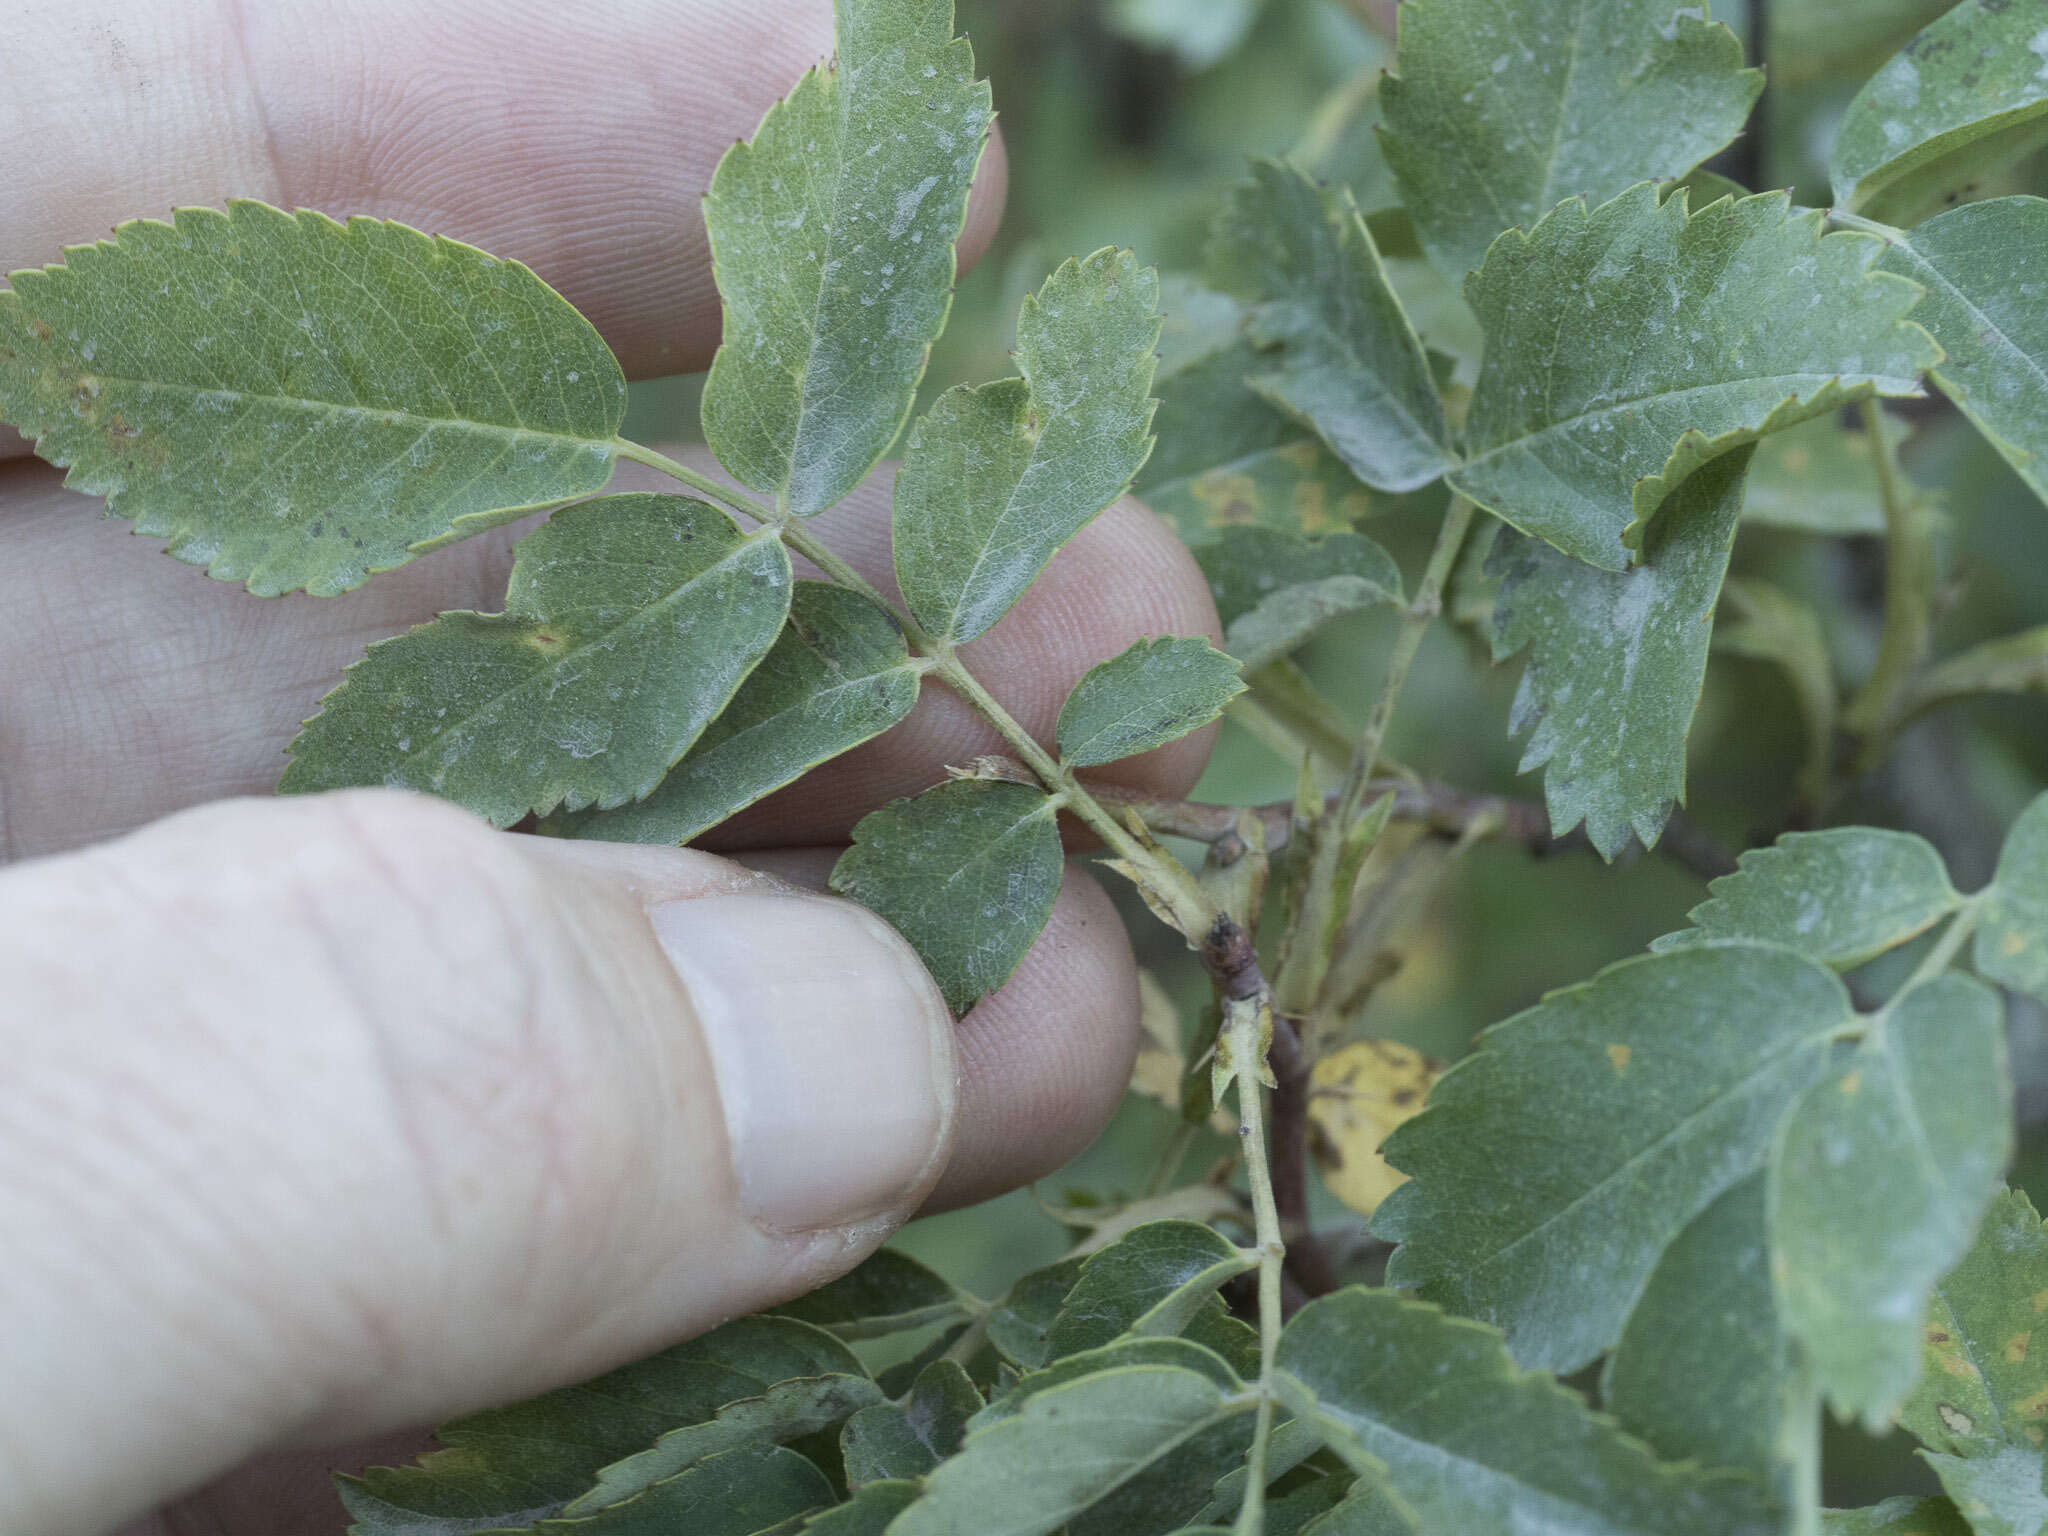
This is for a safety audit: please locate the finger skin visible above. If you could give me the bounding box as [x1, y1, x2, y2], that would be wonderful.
[0, 453, 1221, 860]
[0, 0, 1007, 386]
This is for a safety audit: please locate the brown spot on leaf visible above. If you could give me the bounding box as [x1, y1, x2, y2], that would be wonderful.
[2009, 1331, 2032, 1363]
[1606, 1043, 1631, 1073]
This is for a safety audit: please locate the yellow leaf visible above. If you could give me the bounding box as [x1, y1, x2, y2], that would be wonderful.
[1308, 1037, 1442, 1217]
[1129, 968, 1186, 1111]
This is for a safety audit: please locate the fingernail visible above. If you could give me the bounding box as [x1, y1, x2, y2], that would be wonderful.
[648, 892, 955, 1234]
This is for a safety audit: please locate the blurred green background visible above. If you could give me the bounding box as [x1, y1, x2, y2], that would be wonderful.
[632, 0, 2048, 1503]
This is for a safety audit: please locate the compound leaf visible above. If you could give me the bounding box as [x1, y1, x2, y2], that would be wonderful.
[1830, 0, 2048, 227]
[569, 1376, 884, 1515]
[771, 1248, 975, 1342]
[1199, 526, 1404, 672]
[1901, 1187, 2048, 1459]
[1207, 160, 1450, 493]
[1978, 791, 2048, 1006]
[894, 249, 1161, 646]
[281, 495, 791, 826]
[547, 583, 921, 846]
[1374, 942, 1851, 1373]
[699, 0, 991, 515]
[1876, 198, 2048, 516]
[1488, 448, 1749, 860]
[1379, 0, 1760, 285]
[1452, 185, 1936, 571]
[840, 1359, 981, 1484]
[888, 1362, 1254, 1536]
[1276, 1289, 1777, 1535]
[1771, 974, 2012, 1426]
[1042, 1221, 1257, 1358]
[1823, 1497, 1972, 1536]
[831, 779, 1064, 1013]
[337, 1317, 860, 1533]
[1601, 1176, 1792, 1482]
[1057, 637, 1244, 768]
[1652, 827, 1962, 968]
[0, 202, 624, 596]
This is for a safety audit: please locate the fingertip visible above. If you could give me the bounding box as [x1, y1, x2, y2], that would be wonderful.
[956, 120, 1009, 280]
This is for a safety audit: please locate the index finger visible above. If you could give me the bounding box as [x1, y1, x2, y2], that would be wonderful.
[0, 0, 1006, 384]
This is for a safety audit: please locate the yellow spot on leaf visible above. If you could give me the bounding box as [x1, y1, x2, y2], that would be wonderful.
[1307, 1037, 1442, 1218]
[2009, 1332, 2033, 1363]
[2017, 1387, 2048, 1419]
[1839, 1070, 1862, 1096]
[2032, 1287, 2048, 1314]
[2004, 930, 2028, 958]
[1606, 1043, 1632, 1074]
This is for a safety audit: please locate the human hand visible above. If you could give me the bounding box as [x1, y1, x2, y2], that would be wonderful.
[0, 4, 1220, 1532]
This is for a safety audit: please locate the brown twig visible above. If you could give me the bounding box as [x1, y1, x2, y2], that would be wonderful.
[1267, 1014, 1344, 1298]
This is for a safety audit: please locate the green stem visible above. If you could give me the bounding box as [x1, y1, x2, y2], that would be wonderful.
[615, 438, 1220, 940]
[1224, 993, 1286, 1536]
[1841, 400, 1934, 757]
[1896, 895, 1983, 1002]
[1246, 660, 1358, 769]
[1784, 1353, 1824, 1536]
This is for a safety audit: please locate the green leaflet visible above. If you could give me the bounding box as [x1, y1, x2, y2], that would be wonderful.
[1901, 1188, 2048, 1459]
[1876, 198, 2048, 515]
[1771, 974, 2012, 1426]
[1041, 1221, 1257, 1358]
[1978, 791, 2048, 1007]
[566, 1374, 883, 1515]
[889, 1362, 1255, 1536]
[1275, 1289, 1777, 1535]
[1452, 185, 1937, 571]
[1141, 440, 1384, 547]
[281, 495, 791, 827]
[1141, 280, 1297, 495]
[800, 1480, 922, 1535]
[0, 202, 624, 597]
[1830, 0, 2048, 227]
[1742, 414, 1898, 535]
[1768, 0, 1954, 88]
[1489, 448, 1750, 860]
[893, 249, 1161, 646]
[337, 1316, 861, 1533]
[840, 1359, 982, 1484]
[1652, 827, 1963, 968]
[699, 0, 991, 516]
[1299, 1483, 1426, 1536]
[535, 1445, 832, 1534]
[1823, 1497, 1973, 1536]
[974, 1336, 1245, 1426]
[1923, 1446, 2048, 1536]
[771, 1249, 976, 1342]
[1056, 637, 1244, 768]
[1602, 1177, 1792, 1484]
[1375, 942, 1850, 1374]
[1199, 526, 1405, 673]
[1206, 160, 1451, 493]
[831, 779, 1065, 1013]
[1378, 0, 1760, 285]
[985, 1254, 1089, 1371]
[546, 583, 921, 846]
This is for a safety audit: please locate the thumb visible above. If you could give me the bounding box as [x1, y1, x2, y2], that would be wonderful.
[0, 790, 956, 1536]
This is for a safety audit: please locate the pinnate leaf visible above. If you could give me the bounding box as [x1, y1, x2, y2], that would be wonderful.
[831, 779, 1064, 1013]
[1056, 637, 1243, 768]
[771, 1248, 975, 1341]
[1901, 1187, 2048, 1459]
[1206, 160, 1450, 493]
[889, 1360, 1254, 1536]
[1601, 1176, 1790, 1482]
[1452, 184, 1936, 570]
[1876, 199, 2048, 516]
[1042, 1221, 1256, 1358]
[1978, 791, 2048, 1007]
[840, 1359, 981, 1485]
[1275, 1288, 1776, 1535]
[547, 583, 921, 846]
[338, 1316, 860, 1533]
[1199, 526, 1404, 672]
[1379, 0, 1760, 285]
[1830, 0, 2048, 227]
[0, 202, 624, 596]
[1488, 448, 1749, 860]
[1375, 941, 1850, 1373]
[699, 0, 991, 516]
[893, 249, 1161, 646]
[281, 495, 791, 826]
[1772, 973, 2012, 1425]
[1653, 826, 1962, 968]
